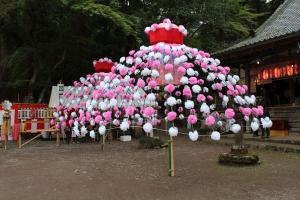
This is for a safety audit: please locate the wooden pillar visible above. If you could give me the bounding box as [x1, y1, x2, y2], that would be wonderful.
[289, 79, 295, 105]
[2, 111, 10, 150]
[18, 132, 22, 149]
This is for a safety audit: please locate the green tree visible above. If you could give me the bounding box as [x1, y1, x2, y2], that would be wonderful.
[0, 0, 139, 102]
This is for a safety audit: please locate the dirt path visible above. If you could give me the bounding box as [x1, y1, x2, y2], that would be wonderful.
[0, 136, 300, 200]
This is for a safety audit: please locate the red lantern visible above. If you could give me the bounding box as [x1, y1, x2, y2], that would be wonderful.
[262, 69, 269, 80]
[149, 28, 184, 45]
[273, 67, 281, 78]
[287, 65, 293, 76]
[93, 59, 114, 73]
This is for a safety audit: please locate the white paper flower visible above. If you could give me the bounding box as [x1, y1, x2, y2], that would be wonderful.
[98, 126, 106, 135]
[166, 97, 177, 106]
[81, 126, 88, 135]
[251, 121, 259, 131]
[187, 68, 195, 76]
[180, 76, 189, 84]
[184, 100, 194, 109]
[120, 121, 130, 131]
[146, 93, 156, 101]
[188, 130, 198, 141]
[169, 127, 178, 137]
[151, 70, 159, 78]
[192, 85, 201, 93]
[109, 98, 118, 107]
[211, 131, 220, 141]
[230, 124, 241, 133]
[89, 130, 95, 139]
[200, 103, 210, 114]
[165, 73, 173, 82]
[143, 122, 153, 133]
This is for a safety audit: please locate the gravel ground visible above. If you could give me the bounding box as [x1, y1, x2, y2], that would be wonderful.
[0, 136, 300, 200]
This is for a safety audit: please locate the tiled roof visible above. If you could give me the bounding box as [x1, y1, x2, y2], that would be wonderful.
[216, 0, 300, 54]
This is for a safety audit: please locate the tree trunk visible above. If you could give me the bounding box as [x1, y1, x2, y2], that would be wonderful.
[37, 87, 46, 103]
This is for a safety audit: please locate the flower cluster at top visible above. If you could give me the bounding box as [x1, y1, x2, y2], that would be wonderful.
[144, 18, 188, 36]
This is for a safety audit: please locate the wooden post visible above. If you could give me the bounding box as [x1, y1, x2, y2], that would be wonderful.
[18, 132, 22, 149]
[2, 111, 10, 150]
[56, 130, 60, 146]
[101, 134, 105, 151]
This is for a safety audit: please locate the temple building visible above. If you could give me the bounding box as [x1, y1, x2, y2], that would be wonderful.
[215, 0, 300, 133]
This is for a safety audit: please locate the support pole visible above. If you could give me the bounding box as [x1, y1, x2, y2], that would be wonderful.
[101, 134, 105, 151]
[56, 130, 60, 146]
[166, 120, 175, 177]
[18, 132, 22, 149]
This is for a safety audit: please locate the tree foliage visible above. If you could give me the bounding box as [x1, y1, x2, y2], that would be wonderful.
[0, 0, 281, 102]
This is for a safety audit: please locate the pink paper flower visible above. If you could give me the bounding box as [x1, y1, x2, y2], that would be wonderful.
[165, 84, 175, 93]
[183, 86, 192, 98]
[105, 90, 115, 99]
[120, 68, 128, 76]
[125, 106, 135, 116]
[95, 115, 102, 124]
[152, 60, 161, 68]
[115, 86, 124, 93]
[189, 77, 198, 85]
[144, 107, 155, 117]
[137, 79, 145, 88]
[198, 79, 204, 85]
[240, 107, 252, 116]
[197, 94, 206, 102]
[214, 83, 223, 91]
[201, 62, 208, 69]
[225, 108, 235, 119]
[175, 91, 181, 96]
[103, 111, 112, 122]
[148, 80, 157, 89]
[167, 112, 177, 121]
[187, 115, 198, 125]
[165, 63, 174, 71]
[205, 115, 215, 127]
[68, 120, 74, 126]
[207, 95, 214, 101]
[177, 66, 186, 75]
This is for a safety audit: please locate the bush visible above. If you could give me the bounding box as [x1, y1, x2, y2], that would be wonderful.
[139, 136, 164, 149]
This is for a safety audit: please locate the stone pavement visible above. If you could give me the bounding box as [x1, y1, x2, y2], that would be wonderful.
[203, 133, 300, 154]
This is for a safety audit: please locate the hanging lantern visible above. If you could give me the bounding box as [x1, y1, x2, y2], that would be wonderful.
[287, 65, 293, 76]
[262, 69, 269, 80]
[273, 67, 281, 78]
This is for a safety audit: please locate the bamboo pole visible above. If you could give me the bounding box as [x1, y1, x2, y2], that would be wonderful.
[56, 130, 60, 146]
[166, 120, 175, 177]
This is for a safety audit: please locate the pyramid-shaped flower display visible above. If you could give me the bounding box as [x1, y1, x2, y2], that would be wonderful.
[53, 19, 272, 142]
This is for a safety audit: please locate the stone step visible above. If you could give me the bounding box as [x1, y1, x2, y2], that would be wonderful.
[288, 119, 300, 123]
[289, 122, 300, 128]
[269, 113, 300, 117]
[222, 135, 300, 145]
[290, 127, 300, 132]
[204, 138, 300, 154]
